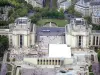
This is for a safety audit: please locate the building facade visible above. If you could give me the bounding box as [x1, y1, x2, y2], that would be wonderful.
[57, 0, 71, 11]
[0, 17, 100, 75]
[75, 0, 90, 16]
[75, 0, 100, 16]
[92, 11, 100, 25]
[89, 1, 100, 15]
[25, 0, 43, 8]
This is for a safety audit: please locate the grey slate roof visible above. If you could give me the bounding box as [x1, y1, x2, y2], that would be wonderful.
[90, 1, 100, 6]
[92, 30, 100, 33]
[36, 27, 65, 36]
[84, 0, 91, 3]
[36, 0, 43, 5]
[36, 27, 65, 33]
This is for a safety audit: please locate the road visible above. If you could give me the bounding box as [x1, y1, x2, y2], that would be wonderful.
[0, 51, 8, 75]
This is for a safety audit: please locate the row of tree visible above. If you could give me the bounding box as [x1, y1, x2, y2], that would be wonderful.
[1, 0, 65, 24]
[0, 0, 10, 6]
[31, 7, 65, 23]
[0, 21, 9, 26]
[0, 36, 9, 57]
[98, 50, 100, 63]
[7, 0, 33, 23]
[66, 5, 82, 17]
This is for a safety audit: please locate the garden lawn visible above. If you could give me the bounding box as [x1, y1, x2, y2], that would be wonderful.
[37, 19, 68, 27]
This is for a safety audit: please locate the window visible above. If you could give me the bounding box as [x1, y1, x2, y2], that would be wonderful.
[52, 60, 54, 65]
[49, 60, 51, 65]
[93, 36, 95, 45]
[40, 60, 42, 65]
[20, 35, 23, 48]
[89, 36, 91, 45]
[46, 60, 48, 65]
[96, 36, 98, 45]
[99, 37, 100, 45]
[37, 59, 39, 65]
[58, 60, 60, 65]
[16, 19, 27, 24]
[78, 36, 82, 48]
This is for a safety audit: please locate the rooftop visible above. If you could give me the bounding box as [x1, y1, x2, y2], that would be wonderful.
[49, 44, 71, 58]
[36, 0, 43, 5]
[15, 17, 30, 25]
[76, 0, 90, 8]
[83, 0, 91, 3]
[90, 1, 100, 6]
[36, 27, 65, 36]
[74, 18, 86, 25]
[93, 11, 100, 17]
[60, 1, 71, 6]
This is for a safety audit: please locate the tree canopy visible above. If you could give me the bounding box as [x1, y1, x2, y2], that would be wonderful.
[31, 7, 65, 24]
[98, 50, 100, 63]
[0, 36, 9, 57]
[5, 0, 33, 23]
[66, 5, 82, 17]
[84, 16, 92, 24]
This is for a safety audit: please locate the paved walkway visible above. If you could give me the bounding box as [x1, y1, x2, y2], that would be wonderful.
[0, 51, 8, 75]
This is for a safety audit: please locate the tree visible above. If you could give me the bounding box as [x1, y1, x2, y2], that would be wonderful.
[26, 3, 33, 11]
[98, 51, 100, 63]
[31, 16, 39, 23]
[92, 24, 100, 30]
[59, 8, 64, 19]
[67, 5, 75, 15]
[8, 9, 14, 17]
[66, 5, 82, 17]
[0, 21, 9, 26]
[0, 0, 10, 6]
[74, 11, 82, 17]
[33, 7, 42, 12]
[0, 36, 9, 57]
[15, 7, 28, 17]
[84, 16, 92, 24]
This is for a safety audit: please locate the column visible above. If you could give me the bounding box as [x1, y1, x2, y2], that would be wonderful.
[91, 36, 93, 46]
[24, 35, 28, 47]
[27, 35, 30, 47]
[17, 35, 20, 47]
[12, 35, 15, 47]
[54, 58, 56, 65]
[99, 36, 100, 45]
[31, 34, 35, 45]
[95, 36, 96, 45]
[13, 35, 18, 47]
[17, 35, 19, 47]
[48, 60, 49, 65]
[98, 36, 99, 45]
